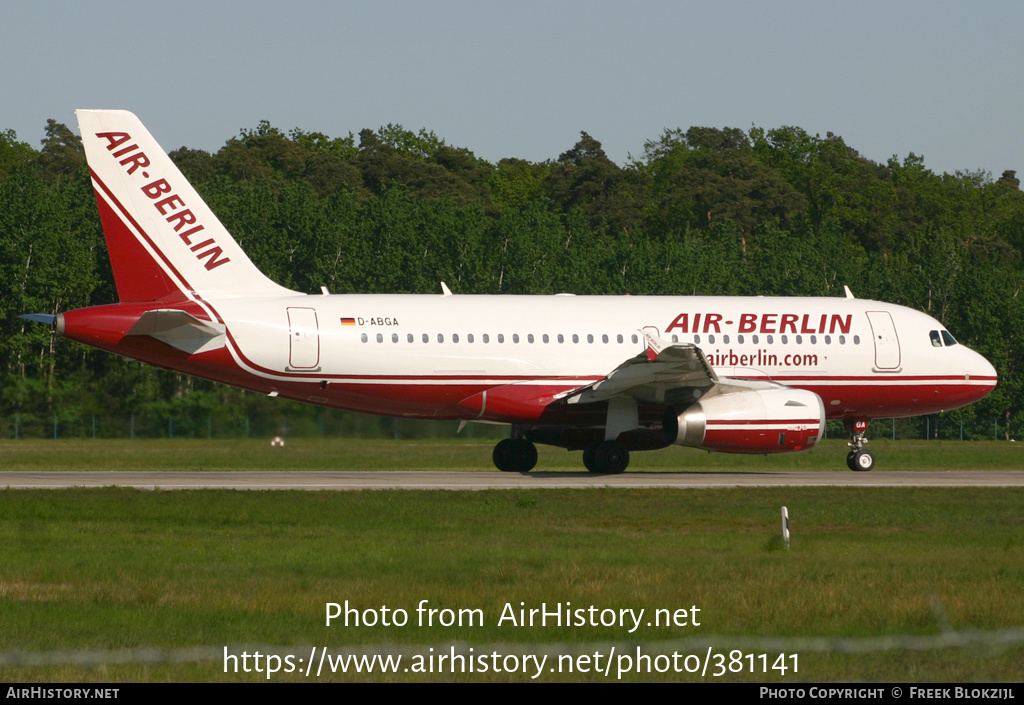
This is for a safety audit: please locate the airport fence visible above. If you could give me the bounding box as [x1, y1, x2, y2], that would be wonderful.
[0, 406, 1013, 442]
[0, 404, 508, 441]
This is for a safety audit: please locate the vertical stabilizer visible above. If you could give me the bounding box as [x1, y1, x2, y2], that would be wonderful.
[76, 109, 295, 302]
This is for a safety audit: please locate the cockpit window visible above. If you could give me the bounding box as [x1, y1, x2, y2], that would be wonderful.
[941, 330, 958, 347]
[929, 330, 942, 347]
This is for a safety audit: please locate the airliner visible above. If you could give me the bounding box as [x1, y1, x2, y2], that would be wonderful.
[23, 110, 998, 473]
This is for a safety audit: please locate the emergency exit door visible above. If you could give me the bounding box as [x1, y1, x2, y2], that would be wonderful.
[287, 307, 320, 369]
[866, 311, 901, 370]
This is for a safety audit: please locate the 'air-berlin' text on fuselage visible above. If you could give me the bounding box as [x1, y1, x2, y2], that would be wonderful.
[95, 131, 230, 271]
[666, 312, 852, 335]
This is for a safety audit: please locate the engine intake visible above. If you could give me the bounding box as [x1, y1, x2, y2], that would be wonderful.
[664, 384, 825, 454]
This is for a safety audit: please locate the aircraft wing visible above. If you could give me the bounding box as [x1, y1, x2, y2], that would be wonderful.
[564, 331, 720, 407]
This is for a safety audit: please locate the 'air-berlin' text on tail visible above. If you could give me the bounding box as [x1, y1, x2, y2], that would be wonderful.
[77, 109, 294, 302]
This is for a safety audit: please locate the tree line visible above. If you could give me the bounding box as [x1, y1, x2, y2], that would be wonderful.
[0, 117, 1021, 439]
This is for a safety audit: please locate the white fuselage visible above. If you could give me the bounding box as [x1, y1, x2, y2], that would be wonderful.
[197, 292, 995, 422]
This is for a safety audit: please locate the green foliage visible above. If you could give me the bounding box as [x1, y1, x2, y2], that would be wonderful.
[37, 120, 85, 182]
[0, 115, 1022, 435]
[644, 126, 804, 238]
[0, 130, 37, 184]
[547, 132, 651, 236]
[377, 123, 446, 159]
[489, 158, 549, 209]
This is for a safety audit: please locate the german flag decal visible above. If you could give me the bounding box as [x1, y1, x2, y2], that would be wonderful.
[341, 317, 356, 326]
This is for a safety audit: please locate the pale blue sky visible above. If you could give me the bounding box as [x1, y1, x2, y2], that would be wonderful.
[3, 1, 1022, 177]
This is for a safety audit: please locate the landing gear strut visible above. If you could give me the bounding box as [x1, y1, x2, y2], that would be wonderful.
[583, 440, 630, 474]
[492, 437, 537, 472]
[845, 419, 875, 471]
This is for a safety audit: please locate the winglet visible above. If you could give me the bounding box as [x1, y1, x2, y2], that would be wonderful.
[844, 285, 855, 299]
[641, 328, 665, 361]
[441, 282, 453, 296]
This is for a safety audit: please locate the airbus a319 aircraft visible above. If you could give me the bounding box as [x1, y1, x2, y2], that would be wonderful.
[24, 110, 998, 473]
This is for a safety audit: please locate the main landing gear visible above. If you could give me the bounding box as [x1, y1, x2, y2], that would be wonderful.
[492, 437, 537, 473]
[845, 419, 875, 471]
[582, 440, 630, 474]
[490, 434, 631, 474]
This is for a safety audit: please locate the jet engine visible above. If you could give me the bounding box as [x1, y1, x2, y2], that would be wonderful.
[664, 383, 825, 454]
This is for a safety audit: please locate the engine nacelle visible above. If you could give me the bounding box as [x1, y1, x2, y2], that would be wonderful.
[664, 384, 825, 454]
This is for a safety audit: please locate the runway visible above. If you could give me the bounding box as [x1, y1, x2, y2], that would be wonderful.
[2, 470, 1023, 490]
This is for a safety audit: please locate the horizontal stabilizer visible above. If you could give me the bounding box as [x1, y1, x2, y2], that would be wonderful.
[19, 313, 57, 326]
[127, 309, 226, 355]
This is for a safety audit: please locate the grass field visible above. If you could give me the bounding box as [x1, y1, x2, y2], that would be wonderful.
[1, 439, 1023, 682]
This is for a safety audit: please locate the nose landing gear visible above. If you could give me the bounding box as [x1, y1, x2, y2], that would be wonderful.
[845, 419, 875, 471]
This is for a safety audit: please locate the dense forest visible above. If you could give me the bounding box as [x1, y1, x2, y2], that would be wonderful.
[1, 118, 1021, 440]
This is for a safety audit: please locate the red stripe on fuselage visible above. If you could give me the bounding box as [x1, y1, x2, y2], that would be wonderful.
[59, 307, 996, 422]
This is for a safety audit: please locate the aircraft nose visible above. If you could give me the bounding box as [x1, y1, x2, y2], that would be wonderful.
[972, 347, 997, 380]
[965, 346, 998, 400]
